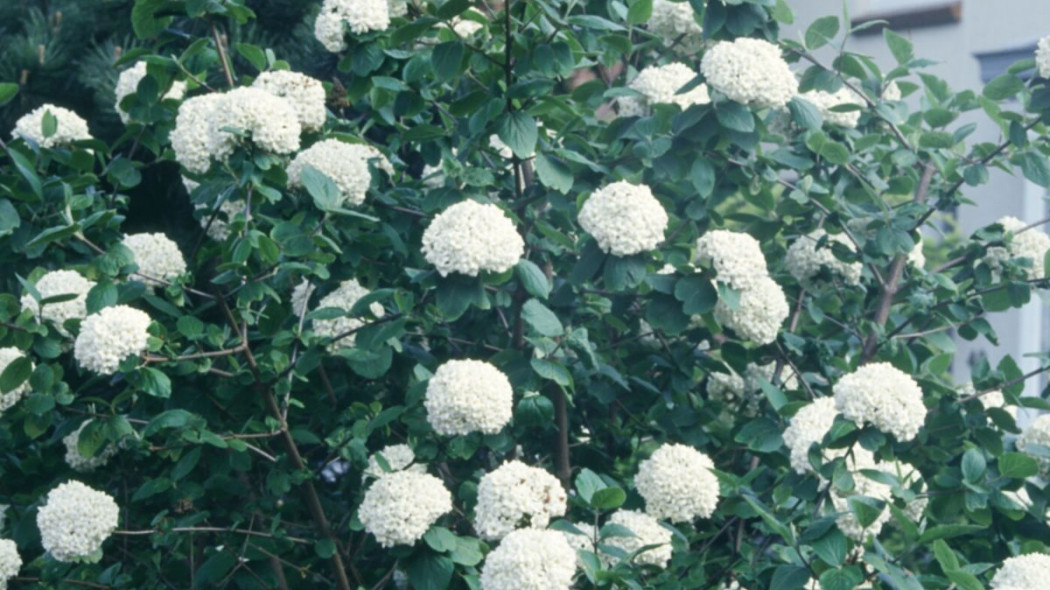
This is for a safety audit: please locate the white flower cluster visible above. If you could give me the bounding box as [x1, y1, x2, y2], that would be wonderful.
[908, 236, 926, 268]
[37, 481, 119, 562]
[474, 460, 567, 541]
[990, 552, 1050, 589]
[358, 470, 452, 547]
[707, 362, 797, 417]
[578, 181, 668, 256]
[994, 216, 1050, 280]
[122, 232, 187, 290]
[172, 94, 223, 174]
[12, 104, 92, 148]
[1017, 414, 1050, 473]
[287, 139, 390, 208]
[714, 276, 789, 345]
[251, 70, 326, 131]
[648, 0, 703, 54]
[421, 200, 525, 277]
[882, 81, 902, 101]
[73, 305, 152, 375]
[207, 87, 302, 160]
[479, 529, 576, 590]
[424, 359, 514, 436]
[315, 0, 390, 52]
[830, 449, 893, 541]
[114, 62, 187, 124]
[959, 382, 1015, 419]
[696, 230, 769, 288]
[0, 347, 31, 414]
[388, 0, 408, 18]
[603, 510, 673, 568]
[834, 363, 925, 442]
[785, 229, 863, 288]
[363, 444, 424, 480]
[196, 197, 244, 242]
[0, 539, 20, 590]
[291, 279, 316, 318]
[799, 86, 864, 128]
[20, 270, 95, 329]
[618, 63, 710, 117]
[635, 443, 719, 523]
[561, 522, 597, 556]
[311, 279, 384, 351]
[1037, 37, 1050, 79]
[783, 397, 838, 474]
[700, 38, 797, 109]
[63, 421, 119, 473]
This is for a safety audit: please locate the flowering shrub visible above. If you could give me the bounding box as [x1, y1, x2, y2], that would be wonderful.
[0, 1, 1048, 589]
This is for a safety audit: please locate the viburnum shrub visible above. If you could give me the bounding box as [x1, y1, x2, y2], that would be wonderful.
[1, 0, 1050, 588]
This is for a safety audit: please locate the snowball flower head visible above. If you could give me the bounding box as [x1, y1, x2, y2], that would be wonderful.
[64, 420, 119, 473]
[207, 87, 301, 159]
[0, 539, 20, 589]
[786, 229, 863, 288]
[73, 305, 152, 375]
[37, 481, 119, 562]
[20, 270, 95, 329]
[991, 552, 1050, 589]
[1017, 414, 1050, 474]
[714, 276, 788, 345]
[287, 139, 390, 208]
[578, 181, 668, 256]
[364, 444, 424, 480]
[171, 94, 223, 174]
[0, 348, 31, 413]
[122, 232, 187, 290]
[421, 200, 525, 277]
[358, 470, 452, 547]
[1037, 37, 1050, 79]
[315, 0, 390, 52]
[474, 460, 567, 541]
[251, 70, 326, 131]
[12, 104, 92, 148]
[619, 63, 710, 116]
[635, 443, 720, 522]
[997, 216, 1050, 280]
[648, 0, 703, 54]
[783, 397, 838, 474]
[479, 529, 576, 590]
[834, 363, 925, 442]
[700, 38, 797, 109]
[800, 86, 864, 128]
[114, 62, 187, 123]
[696, 230, 769, 288]
[425, 359, 513, 436]
[602, 510, 673, 568]
[311, 279, 385, 351]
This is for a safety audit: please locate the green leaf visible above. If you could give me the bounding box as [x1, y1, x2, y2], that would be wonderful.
[932, 539, 960, 572]
[194, 551, 236, 588]
[716, 101, 755, 132]
[961, 448, 986, 484]
[41, 109, 57, 138]
[300, 166, 344, 212]
[770, 565, 810, 590]
[883, 28, 914, 64]
[0, 83, 18, 107]
[674, 275, 717, 315]
[0, 356, 32, 394]
[235, 43, 267, 71]
[847, 496, 885, 528]
[423, 527, 457, 553]
[131, 0, 175, 39]
[591, 487, 626, 510]
[789, 96, 823, 129]
[405, 551, 454, 590]
[819, 567, 864, 590]
[534, 154, 573, 193]
[690, 159, 716, 197]
[575, 469, 606, 503]
[984, 73, 1024, 100]
[132, 476, 171, 501]
[496, 111, 538, 159]
[812, 529, 847, 566]
[531, 358, 572, 387]
[626, 0, 653, 25]
[135, 367, 172, 398]
[998, 452, 1037, 479]
[1018, 151, 1050, 187]
[435, 275, 485, 320]
[432, 42, 465, 81]
[805, 16, 839, 50]
[521, 299, 563, 336]
[918, 524, 984, 543]
[516, 260, 551, 300]
[946, 570, 985, 590]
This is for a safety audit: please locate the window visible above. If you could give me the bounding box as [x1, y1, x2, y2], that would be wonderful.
[850, 0, 962, 35]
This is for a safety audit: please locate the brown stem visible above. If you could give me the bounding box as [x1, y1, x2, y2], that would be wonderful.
[211, 23, 235, 88]
[552, 385, 571, 487]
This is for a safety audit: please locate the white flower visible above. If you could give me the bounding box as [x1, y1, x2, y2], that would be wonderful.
[172, 94, 224, 174]
[700, 38, 797, 109]
[1002, 487, 1032, 511]
[696, 230, 769, 289]
[0, 348, 31, 414]
[578, 181, 668, 256]
[440, 15, 484, 38]
[207, 88, 301, 159]
[0, 539, 21, 589]
[251, 70, 326, 131]
[122, 233, 187, 291]
[893, 461, 928, 523]
[830, 448, 893, 541]
[991, 552, 1050, 589]
[1037, 37, 1050, 79]
[800, 86, 864, 128]
[388, 0, 408, 18]
[474, 460, 566, 541]
[959, 382, 1016, 420]
[602, 510, 673, 568]
[635, 443, 720, 523]
[908, 236, 925, 268]
[707, 362, 795, 417]
[291, 279, 316, 318]
[882, 81, 901, 101]
[785, 229, 863, 288]
[311, 279, 384, 351]
[363, 444, 425, 480]
[479, 529, 576, 590]
[20, 270, 95, 329]
[424, 359, 513, 436]
[834, 363, 925, 442]
[783, 397, 839, 474]
[37, 481, 119, 563]
[993, 216, 1050, 280]
[1017, 414, 1050, 473]
[287, 139, 390, 208]
[63, 420, 119, 473]
[421, 200, 525, 277]
[619, 63, 710, 116]
[714, 276, 789, 345]
[12, 104, 92, 148]
[560, 522, 597, 556]
[114, 62, 187, 124]
[73, 305, 152, 375]
[315, 0, 390, 52]
[196, 197, 244, 242]
[648, 0, 703, 54]
[358, 470, 452, 547]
